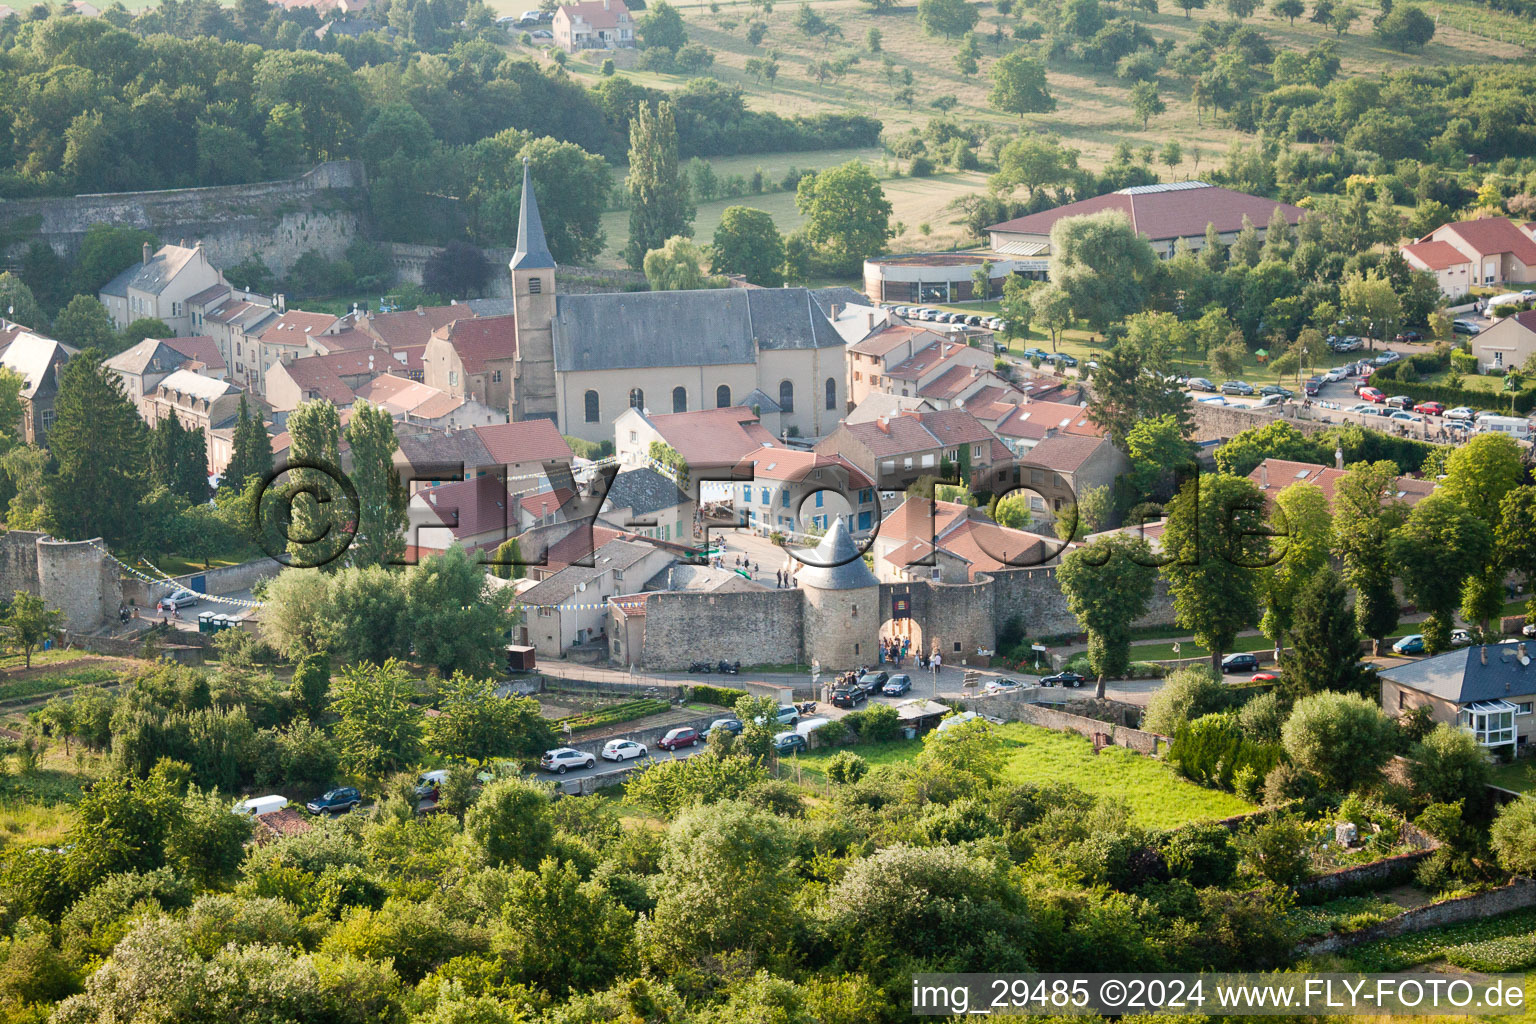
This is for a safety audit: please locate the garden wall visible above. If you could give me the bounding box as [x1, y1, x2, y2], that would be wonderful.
[1299, 878, 1536, 955]
[1293, 824, 1440, 902]
[963, 692, 1170, 755]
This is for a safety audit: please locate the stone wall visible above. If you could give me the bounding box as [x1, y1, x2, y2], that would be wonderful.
[1299, 878, 1536, 955]
[1, 162, 369, 276]
[36, 537, 117, 632]
[637, 589, 804, 671]
[0, 532, 41, 603]
[1189, 401, 1329, 443]
[963, 691, 1170, 754]
[120, 557, 282, 608]
[984, 566, 1178, 642]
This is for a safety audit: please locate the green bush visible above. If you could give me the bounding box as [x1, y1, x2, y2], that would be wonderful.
[1168, 713, 1282, 790]
[847, 703, 901, 743]
[825, 751, 869, 784]
[812, 718, 850, 746]
[689, 684, 748, 707]
[552, 699, 668, 732]
[1369, 360, 1536, 414]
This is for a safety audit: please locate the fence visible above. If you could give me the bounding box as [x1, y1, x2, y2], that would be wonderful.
[1298, 878, 1536, 956]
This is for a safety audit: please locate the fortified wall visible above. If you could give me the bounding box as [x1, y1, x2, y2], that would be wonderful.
[0, 162, 368, 276]
[0, 531, 117, 632]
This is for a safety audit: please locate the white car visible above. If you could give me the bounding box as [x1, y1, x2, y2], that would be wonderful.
[601, 739, 648, 762]
[1323, 367, 1349, 382]
[1446, 407, 1476, 420]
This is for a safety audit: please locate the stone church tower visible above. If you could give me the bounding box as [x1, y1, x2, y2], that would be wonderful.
[510, 159, 559, 424]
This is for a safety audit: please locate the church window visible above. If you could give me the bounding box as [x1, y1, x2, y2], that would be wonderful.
[584, 390, 600, 423]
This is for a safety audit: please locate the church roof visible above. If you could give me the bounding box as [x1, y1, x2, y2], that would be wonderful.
[510, 159, 555, 271]
[551, 287, 844, 372]
[794, 517, 877, 591]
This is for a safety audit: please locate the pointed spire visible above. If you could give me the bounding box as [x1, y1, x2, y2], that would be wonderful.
[511, 157, 555, 271]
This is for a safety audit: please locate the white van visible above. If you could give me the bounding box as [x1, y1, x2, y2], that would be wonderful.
[1473, 415, 1533, 441]
[232, 795, 287, 817]
[1487, 292, 1526, 311]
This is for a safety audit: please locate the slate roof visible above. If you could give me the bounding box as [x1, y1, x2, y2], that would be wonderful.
[155, 369, 240, 403]
[474, 419, 573, 465]
[793, 516, 877, 591]
[552, 288, 843, 373]
[520, 538, 657, 606]
[0, 333, 75, 399]
[99, 244, 202, 298]
[604, 467, 689, 517]
[642, 563, 763, 593]
[511, 160, 555, 271]
[185, 284, 230, 308]
[1378, 643, 1536, 705]
[395, 427, 494, 478]
[105, 339, 190, 378]
[987, 182, 1305, 242]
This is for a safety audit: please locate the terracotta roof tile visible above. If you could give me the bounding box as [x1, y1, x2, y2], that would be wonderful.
[1435, 217, 1536, 265]
[1400, 240, 1471, 272]
[473, 419, 573, 465]
[435, 315, 517, 374]
[988, 182, 1306, 242]
[646, 407, 781, 468]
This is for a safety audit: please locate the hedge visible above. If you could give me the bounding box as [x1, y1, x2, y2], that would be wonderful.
[552, 699, 669, 732]
[690, 684, 748, 707]
[1372, 360, 1535, 414]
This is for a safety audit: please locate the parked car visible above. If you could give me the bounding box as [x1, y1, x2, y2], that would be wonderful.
[1259, 385, 1295, 398]
[1022, 347, 1049, 360]
[306, 787, 361, 815]
[1197, 395, 1228, 405]
[966, 315, 984, 326]
[1257, 394, 1287, 407]
[1250, 672, 1278, 683]
[1389, 411, 1422, 424]
[1221, 652, 1260, 674]
[1452, 319, 1482, 335]
[1321, 367, 1349, 383]
[540, 747, 596, 774]
[775, 704, 800, 726]
[830, 685, 866, 709]
[1359, 387, 1385, 403]
[1414, 401, 1445, 416]
[1392, 634, 1426, 655]
[601, 739, 648, 761]
[1303, 378, 1323, 396]
[1394, 330, 1423, 342]
[856, 670, 889, 693]
[1187, 377, 1216, 392]
[700, 718, 742, 740]
[1385, 395, 1414, 408]
[983, 678, 1024, 694]
[415, 770, 450, 798]
[1221, 380, 1254, 395]
[883, 674, 913, 695]
[1374, 350, 1402, 365]
[1523, 622, 1536, 638]
[773, 732, 808, 755]
[1050, 353, 1079, 368]
[1449, 629, 1473, 647]
[1333, 337, 1362, 352]
[1041, 670, 1085, 687]
[658, 727, 700, 751]
[1446, 406, 1476, 420]
[530, 28, 552, 37]
[159, 589, 198, 610]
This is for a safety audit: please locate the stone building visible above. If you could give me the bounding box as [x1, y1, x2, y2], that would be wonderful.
[99, 242, 226, 336]
[0, 331, 75, 446]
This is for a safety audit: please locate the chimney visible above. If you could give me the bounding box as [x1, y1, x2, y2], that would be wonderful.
[831, 303, 842, 319]
[142, 242, 152, 265]
[866, 311, 875, 331]
[1481, 646, 1488, 666]
[1260, 462, 1269, 489]
[277, 294, 286, 313]
[1335, 447, 1344, 470]
[876, 416, 889, 433]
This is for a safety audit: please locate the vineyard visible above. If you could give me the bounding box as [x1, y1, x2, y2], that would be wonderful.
[551, 699, 672, 734]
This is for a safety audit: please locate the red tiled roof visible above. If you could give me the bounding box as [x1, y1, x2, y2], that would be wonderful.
[545, 523, 624, 570]
[988, 183, 1305, 242]
[520, 487, 575, 517]
[419, 475, 518, 538]
[280, 355, 355, 406]
[363, 306, 468, 349]
[739, 449, 872, 488]
[917, 363, 997, 401]
[435, 315, 517, 373]
[848, 325, 939, 358]
[158, 335, 227, 373]
[474, 419, 573, 466]
[994, 400, 1102, 440]
[558, 0, 629, 29]
[885, 341, 973, 381]
[260, 310, 341, 346]
[913, 408, 996, 447]
[1246, 458, 1435, 508]
[1434, 217, 1536, 265]
[879, 498, 1057, 578]
[837, 414, 943, 458]
[646, 407, 781, 468]
[1400, 240, 1471, 272]
[1019, 432, 1109, 473]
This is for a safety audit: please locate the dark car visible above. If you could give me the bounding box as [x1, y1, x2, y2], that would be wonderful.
[1041, 670, 1085, 688]
[856, 670, 888, 694]
[773, 732, 808, 755]
[307, 787, 361, 815]
[1259, 385, 1294, 398]
[830, 686, 866, 709]
[1051, 353, 1079, 368]
[657, 727, 699, 751]
[1221, 652, 1260, 674]
[1187, 377, 1216, 392]
[1394, 330, 1423, 342]
[1303, 377, 1323, 396]
[701, 717, 742, 740]
[882, 673, 912, 696]
[1022, 347, 1049, 360]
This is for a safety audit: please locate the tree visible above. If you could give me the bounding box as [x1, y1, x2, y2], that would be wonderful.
[1160, 474, 1268, 672]
[710, 206, 786, 287]
[329, 658, 423, 782]
[795, 161, 894, 276]
[344, 401, 407, 568]
[1438, 433, 1524, 529]
[989, 51, 1055, 116]
[1031, 285, 1073, 350]
[1497, 486, 1536, 624]
[404, 546, 517, 678]
[1176, 0, 1206, 15]
[917, 0, 979, 37]
[118, 318, 174, 351]
[498, 858, 633, 995]
[45, 349, 148, 546]
[52, 295, 116, 351]
[289, 651, 331, 723]
[220, 397, 273, 498]
[1332, 460, 1408, 654]
[998, 276, 1033, 341]
[1409, 724, 1492, 807]
[466, 776, 556, 869]
[625, 101, 695, 271]
[149, 412, 208, 505]
[1125, 414, 1195, 502]
[638, 0, 688, 50]
[429, 671, 554, 763]
[423, 241, 491, 299]
[1329, 3, 1358, 35]
[1282, 691, 1398, 792]
[1489, 799, 1536, 876]
[0, 273, 46, 332]
[953, 34, 980, 76]
[167, 786, 253, 884]
[1391, 492, 1491, 653]
[644, 235, 718, 291]
[1129, 80, 1165, 129]
[1282, 568, 1369, 701]
[1375, 4, 1433, 49]
[1226, 0, 1257, 14]
[1056, 534, 1158, 698]
[992, 134, 1079, 199]
[1085, 315, 1192, 447]
[1209, 337, 1246, 380]
[284, 400, 346, 569]
[1260, 480, 1331, 651]
[1270, 0, 1303, 21]
[1048, 210, 1160, 333]
[1, 592, 62, 668]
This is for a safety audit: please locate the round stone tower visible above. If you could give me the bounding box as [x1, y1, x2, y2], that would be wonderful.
[797, 518, 879, 672]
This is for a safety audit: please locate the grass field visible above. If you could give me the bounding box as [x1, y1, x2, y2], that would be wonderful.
[1489, 760, 1535, 794]
[795, 720, 1254, 828]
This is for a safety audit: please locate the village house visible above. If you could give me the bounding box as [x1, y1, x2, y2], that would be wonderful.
[734, 448, 878, 539]
[0, 330, 74, 446]
[552, 0, 634, 52]
[421, 315, 519, 414]
[405, 475, 524, 561]
[1246, 457, 1436, 510]
[844, 325, 947, 407]
[1399, 240, 1475, 299]
[870, 497, 1062, 583]
[98, 242, 226, 336]
[253, 309, 348, 396]
[813, 408, 1013, 493]
[1468, 309, 1536, 375]
[144, 369, 246, 474]
[1408, 216, 1536, 290]
[1010, 431, 1131, 523]
[1378, 642, 1536, 756]
[106, 339, 203, 412]
[990, 400, 1103, 456]
[599, 467, 694, 545]
[355, 375, 505, 431]
[517, 538, 671, 655]
[613, 405, 781, 476]
[190, 291, 278, 387]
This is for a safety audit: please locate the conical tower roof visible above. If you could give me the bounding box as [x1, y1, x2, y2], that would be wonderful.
[510, 157, 555, 271]
[795, 517, 878, 591]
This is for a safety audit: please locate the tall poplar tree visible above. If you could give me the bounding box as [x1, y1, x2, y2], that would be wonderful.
[1331, 460, 1408, 655]
[344, 401, 407, 568]
[220, 397, 273, 497]
[284, 399, 345, 569]
[624, 101, 694, 270]
[45, 351, 147, 545]
[149, 413, 209, 505]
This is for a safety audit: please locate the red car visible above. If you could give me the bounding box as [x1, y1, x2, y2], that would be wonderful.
[1251, 672, 1278, 683]
[1414, 401, 1445, 416]
[1359, 387, 1385, 403]
[657, 727, 699, 751]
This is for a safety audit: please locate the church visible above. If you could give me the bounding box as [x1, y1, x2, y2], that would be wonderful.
[424, 161, 851, 444]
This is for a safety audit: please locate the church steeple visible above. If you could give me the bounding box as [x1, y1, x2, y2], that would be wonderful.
[511, 157, 555, 270]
